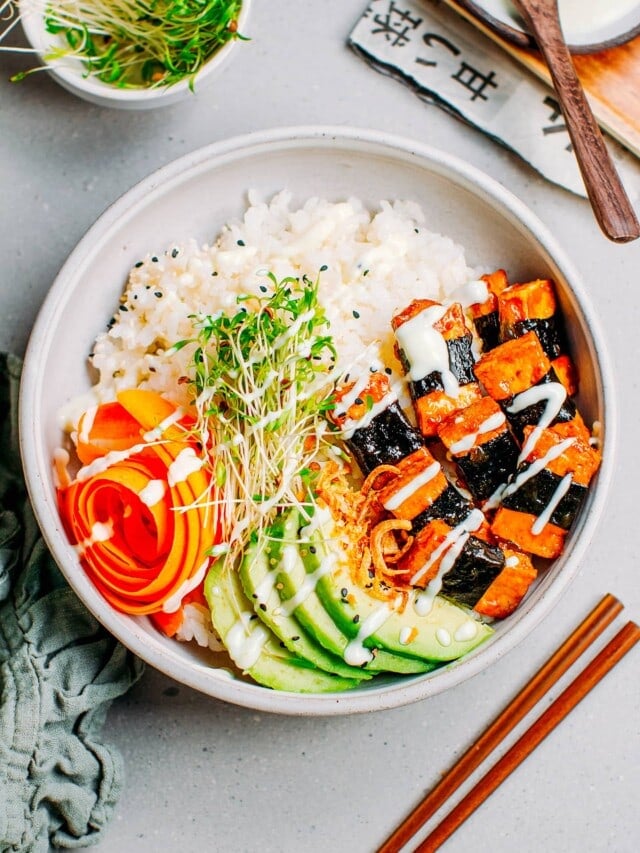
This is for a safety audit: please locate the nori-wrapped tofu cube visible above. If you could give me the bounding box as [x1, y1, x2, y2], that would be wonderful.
[376, 446, 473, 531]
[474, 548, 537, 619]
[397, 518, 505, 608]
[468, 269, 509, 353]
[473, 332, 588, 444]
[327, 367, 423, 475]
[392, 299, 482, 438]
[498, 278, 565, 360]
[437, 396, 520, 503]
[490, 426, 601, 559]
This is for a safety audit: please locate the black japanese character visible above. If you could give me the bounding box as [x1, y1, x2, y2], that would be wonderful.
[369, 1, 423, 47]
[452, 62, 498, 102]
[542, 96, 573, 151]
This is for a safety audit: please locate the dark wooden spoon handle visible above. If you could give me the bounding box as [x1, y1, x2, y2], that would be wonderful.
[513, 0, 640, 243]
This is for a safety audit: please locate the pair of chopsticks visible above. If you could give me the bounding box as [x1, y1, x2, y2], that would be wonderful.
[378, 593, 638, 853]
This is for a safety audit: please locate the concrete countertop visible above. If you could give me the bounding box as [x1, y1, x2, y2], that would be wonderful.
[1, 1, 638, 851]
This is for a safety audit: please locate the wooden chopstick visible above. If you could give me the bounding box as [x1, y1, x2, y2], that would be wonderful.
[415, 619, 640, 852]
[377, 593, 625, 853]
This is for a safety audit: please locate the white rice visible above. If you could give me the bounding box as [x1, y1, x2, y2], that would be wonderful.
[88, 191, 480, 408]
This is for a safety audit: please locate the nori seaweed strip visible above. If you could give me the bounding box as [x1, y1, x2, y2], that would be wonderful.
[346, 402, 424, 475]
[407, 335, 476, 399]
[501, 467, 588, 530]
[411, 485, 472, 532]
[502, 369, 577, 442]
[456, 431, 520, 503]
[473, 311, 500, 352]
[438, 535, 505, 608]
[503, 317, 564, 360]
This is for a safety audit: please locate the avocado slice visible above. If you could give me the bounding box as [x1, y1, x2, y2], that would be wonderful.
[302, 514, 494, 664]
[239, 537, 371, 681]
[270, 511, 437, 675]
[204, 559, 361, 693]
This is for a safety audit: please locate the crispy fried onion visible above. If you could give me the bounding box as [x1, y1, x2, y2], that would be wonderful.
[313, 459, 413, 603]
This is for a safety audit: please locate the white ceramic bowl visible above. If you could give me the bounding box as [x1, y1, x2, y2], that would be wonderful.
[20, 0, 250, 109]
[20, 127, 616, 715]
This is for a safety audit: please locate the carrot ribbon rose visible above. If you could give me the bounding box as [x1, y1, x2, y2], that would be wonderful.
[57, 389, 220, 617]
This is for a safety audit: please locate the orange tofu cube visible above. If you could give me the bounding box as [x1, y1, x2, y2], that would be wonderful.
[491, 506, 566, 559]
[473, 331, 551, 401]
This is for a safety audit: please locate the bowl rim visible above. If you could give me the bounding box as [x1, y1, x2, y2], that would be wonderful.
[19, 125, 617, 715]
[19, 0, 251, 108]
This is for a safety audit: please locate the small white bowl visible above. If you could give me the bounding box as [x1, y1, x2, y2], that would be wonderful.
[20, 0, 250, 109]
[19, 127, 616, 715]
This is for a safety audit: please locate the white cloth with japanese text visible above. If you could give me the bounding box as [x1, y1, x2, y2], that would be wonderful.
[350, 0, 638, 199]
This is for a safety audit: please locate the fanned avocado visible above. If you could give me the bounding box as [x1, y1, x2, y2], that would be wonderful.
[269, 511, 437, 675]
[204, 559, 361, 693]
[303, 513, 494, 663]
[239, 537, 371, 681]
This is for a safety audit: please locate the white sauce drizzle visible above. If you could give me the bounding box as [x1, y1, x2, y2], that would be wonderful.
[413, 509, 485, 615]
[74, 520, 114, 556]
[454, 621, 478, 642]
[449, 410, 506, 455]
[383, 460, 441, 511]
[398, 626, 414, 645]
[531, 472, 574, 535]
[225, 611, 269, 670]
[450, 279, 489, 309]
[138, 478, 166, 507]
[344, 602, 395, 666]
[436, 627, 452, 647]
[341, 390, 398, 440]
[507, 381, 567, 465]
[78, 405, 98, 445]
[505, 555, 520, 568]
[167, 447, 204, 486]
[143, 407, 186, 442]
[162, 558, 210, 613]
[394, 304, 460, 397]
[75, 442, 149, 481]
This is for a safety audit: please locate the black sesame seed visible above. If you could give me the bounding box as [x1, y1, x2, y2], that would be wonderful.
[171, 248, 179, 258]
[250, 614, 258, 621]
[151, 256, 158, 263]
[291, 636, 300, 641]
[212, 271, 218, 277]
[414, 228, 419, 234]
[259, 285, 267, 293]
[354, 397, 363, 406]
[237, 239, 245, 246]
[363, 269, 369, 277]
[280, 641, 286, 648]
[259, 603, 267, 612]
[119, 305, 128, 312]
[320, 264, 328, 272]
[154, 291, 163, 298]
[353, 614, 360, 624]
[309, 546, 316, 554]
[385, 367, 392, 375]
[341, 588, 348, 598]
[134, 261, 143, 268]
[352, 310, 360, 319]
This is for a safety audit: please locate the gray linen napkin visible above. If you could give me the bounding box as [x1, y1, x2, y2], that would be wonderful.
[0, 352, 144, 852]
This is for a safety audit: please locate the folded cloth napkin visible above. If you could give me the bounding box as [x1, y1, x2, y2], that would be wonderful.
[0, 353, 144, 852]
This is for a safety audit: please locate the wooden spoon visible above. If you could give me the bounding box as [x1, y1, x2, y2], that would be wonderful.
[512, 0, 640, 243]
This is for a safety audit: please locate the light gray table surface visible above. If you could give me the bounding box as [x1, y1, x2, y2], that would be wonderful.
[1, 2, 639, 851]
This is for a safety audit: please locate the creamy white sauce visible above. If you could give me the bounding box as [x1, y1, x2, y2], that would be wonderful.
[75, 442, 149, 482]
[531, 472, 573, 535]
[500, 436, 575, 504]
[507, 381, 566, 465]
[449, 410, 506, 455]
[394, 304, 461, 396]
[454, 621, 479, 642]
[344, 602, 395, 666]
[167, 447, 204, 486]
[436, 627, 452, 647]
[143, 407, 186, 442]
[341, 390, 398, 440]
[74, 520, 114, 557]
[225, 611, 269, 670]
[78, 405, 98, 445]
[413, 509, 485, 616]
[382, 460, 441, 511]
[138, 478, 166, 507]
[162, 558, 210, 613]
[505, 555, 519, 568]
[450, 279, 489, 309]
[398, 626, 415, 645]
